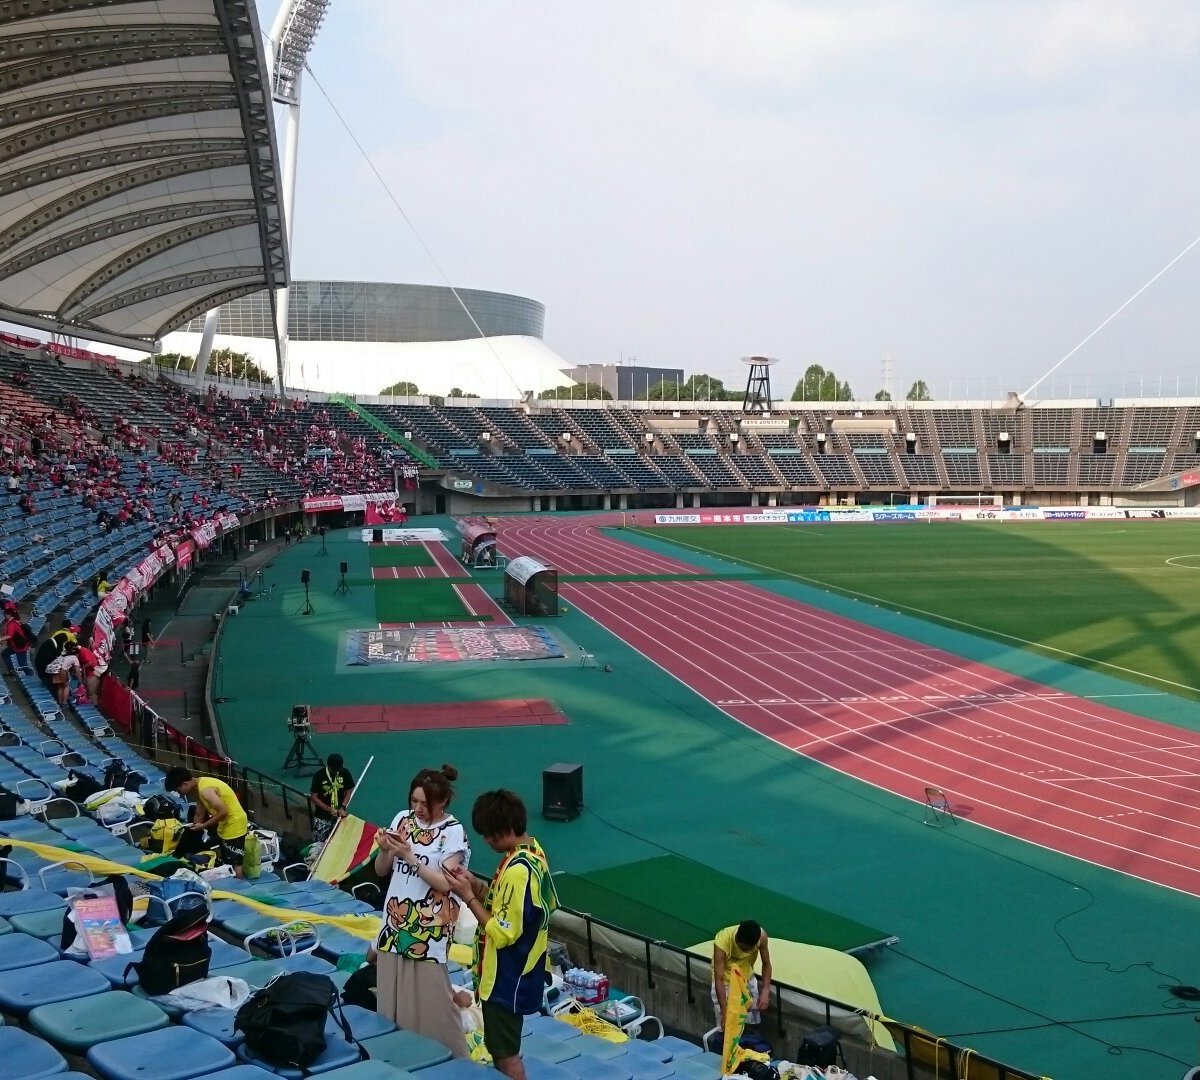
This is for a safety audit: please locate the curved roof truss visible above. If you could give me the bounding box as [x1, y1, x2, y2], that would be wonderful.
[0, 0, 288, 351]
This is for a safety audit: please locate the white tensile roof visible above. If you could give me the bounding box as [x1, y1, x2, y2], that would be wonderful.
[159, 331, 579, 398]
[0, 0, 288, 351]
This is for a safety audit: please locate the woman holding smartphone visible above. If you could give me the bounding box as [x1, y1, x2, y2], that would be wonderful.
[373, 764, 470, 1057]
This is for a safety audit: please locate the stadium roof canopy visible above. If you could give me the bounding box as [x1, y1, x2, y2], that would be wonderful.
[0, 0, 288, 352]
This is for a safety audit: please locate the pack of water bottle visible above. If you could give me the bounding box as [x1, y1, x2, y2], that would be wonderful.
[563, 966, 610, 1005]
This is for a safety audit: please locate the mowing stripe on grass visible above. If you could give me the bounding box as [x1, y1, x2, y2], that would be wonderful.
[368, 544, 435, 567]
[372, 578, 479, 623]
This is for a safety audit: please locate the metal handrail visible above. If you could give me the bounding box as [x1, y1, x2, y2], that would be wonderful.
[556, 902, 1044, 1080]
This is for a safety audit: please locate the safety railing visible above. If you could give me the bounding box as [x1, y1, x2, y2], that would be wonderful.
[554, 904, 1045, 1080]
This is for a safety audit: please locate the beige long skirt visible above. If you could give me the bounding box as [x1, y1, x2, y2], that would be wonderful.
[376, 949, 469, 1059]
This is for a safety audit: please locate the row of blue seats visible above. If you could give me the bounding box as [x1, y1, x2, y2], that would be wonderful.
[1, 793, 716, 1080]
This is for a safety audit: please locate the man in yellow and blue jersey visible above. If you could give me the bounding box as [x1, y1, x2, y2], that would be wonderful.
[447, 790, 556, 1080]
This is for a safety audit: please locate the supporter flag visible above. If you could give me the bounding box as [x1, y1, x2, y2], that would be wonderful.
[721, 963, 752, 1075]
[309, 813, 380, 884]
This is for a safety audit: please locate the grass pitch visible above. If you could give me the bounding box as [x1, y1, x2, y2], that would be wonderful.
[372, 579, 480, 623]
[641, 520, 1200, 697]
[367, 544, 435, 567]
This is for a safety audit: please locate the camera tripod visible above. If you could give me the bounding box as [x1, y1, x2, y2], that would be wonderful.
[295, 580, 315, 616]
[282, 727, 323, 771]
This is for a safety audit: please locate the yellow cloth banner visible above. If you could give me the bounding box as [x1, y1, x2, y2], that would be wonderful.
[722, 961, 752, 1074]
[2, 838, 382, 942]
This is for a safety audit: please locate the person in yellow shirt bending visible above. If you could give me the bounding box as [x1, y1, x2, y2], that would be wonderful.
[712, 919, 773, 1029]
[166, 767, 251, 878]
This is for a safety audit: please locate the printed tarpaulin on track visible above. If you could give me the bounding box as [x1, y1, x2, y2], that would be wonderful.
[346, 626, 565, 665]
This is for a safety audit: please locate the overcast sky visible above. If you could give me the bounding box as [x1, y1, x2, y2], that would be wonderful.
[285, 1, 1200, 401]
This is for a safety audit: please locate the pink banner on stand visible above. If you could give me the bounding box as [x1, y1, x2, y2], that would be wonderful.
[175, 539, 195, 571]
[301, 495, 344, 513]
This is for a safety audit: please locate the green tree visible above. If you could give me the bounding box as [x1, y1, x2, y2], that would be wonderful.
[447, 387, 478, 398]
[154, 351, 195, 372]
[791, 364, 853, 401]
[538, 383, 612, 400]
[643, 373, 733, 401]
[874, 389, 892, 401]
[380, 380, 421, 396]
[906, 380, 932, 401]
[154, 348, 272, 384]
[641, 379, 682, 400]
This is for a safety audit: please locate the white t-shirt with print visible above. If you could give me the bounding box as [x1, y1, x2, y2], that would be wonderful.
[376, 809, 469, 964]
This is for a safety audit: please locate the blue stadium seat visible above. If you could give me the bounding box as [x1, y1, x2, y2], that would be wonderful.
[320, 1064, 417, 1080]
[357, 1030, 452, 1073]
[0, 957, 109, 1014]
[181, 1007, 243, 1048]
[522, 1034, 581, 1064]
[236, 1034, 362, 1077]
[0, 931, 59, 970]
[0, 1025, 69, 1078]
[27, 990, 170, 1051]
[87, 1026, 236, 1080]
[327, 1004, 395, 1041]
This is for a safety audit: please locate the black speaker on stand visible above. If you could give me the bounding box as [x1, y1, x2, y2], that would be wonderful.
[543, 763, 583, 821]
[295, 568, 315, 616]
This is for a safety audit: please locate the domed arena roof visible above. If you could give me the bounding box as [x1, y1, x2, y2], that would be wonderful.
[0, 0, 288, 351]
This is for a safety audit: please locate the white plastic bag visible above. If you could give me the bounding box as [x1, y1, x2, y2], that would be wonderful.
[166, 976, 251, 1011]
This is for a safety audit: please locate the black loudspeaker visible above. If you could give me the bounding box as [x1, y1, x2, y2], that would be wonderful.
[372, 528, 383, 543]
[300, 569, 311, 585]
[542, 763, 583, 822]
[339, 561, 349, 575]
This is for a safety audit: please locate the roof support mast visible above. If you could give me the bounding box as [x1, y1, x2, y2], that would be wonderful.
[196, 0, 332, 398]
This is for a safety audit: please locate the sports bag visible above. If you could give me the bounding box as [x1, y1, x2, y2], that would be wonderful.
[141, 817, 185, 855]
[796, 1024, 845, 1068]
[141, 866, 210, 925]
[735, 1062, 780, 1080]
[235, 972, 358, 1069]
[0, 790, 19, 819]
[126, 900, 211, 995]
[340, 964, 377, 1010]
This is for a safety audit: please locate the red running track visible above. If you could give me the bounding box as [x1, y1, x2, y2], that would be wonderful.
[498, 516, 1200, 897]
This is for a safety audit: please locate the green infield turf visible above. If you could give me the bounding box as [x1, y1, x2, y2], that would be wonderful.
[372, 578, 481, 623]
[555, 855, 892, 953]
[636, 520, 1200, 697]
[368, 544, 435, 567]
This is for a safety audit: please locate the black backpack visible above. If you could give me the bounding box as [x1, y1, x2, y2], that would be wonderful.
[340, 963, 377, 1011]
[103, 760, 148, 792]
[236, 972, 360, 1069]
[125, 897, 211, 995]
[796, 1024, 845, 1068]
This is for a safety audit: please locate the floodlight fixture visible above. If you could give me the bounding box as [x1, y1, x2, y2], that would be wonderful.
[271, 0, 334, 106]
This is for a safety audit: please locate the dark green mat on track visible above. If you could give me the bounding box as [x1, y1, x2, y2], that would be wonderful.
[555, 855, 891, 953]
[372, 579, 479, 623]
[368, 545, 435, 567]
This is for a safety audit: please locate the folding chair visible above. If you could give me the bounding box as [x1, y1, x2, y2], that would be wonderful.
[923, 786, 958, 827]
[578, 647, 596, 669]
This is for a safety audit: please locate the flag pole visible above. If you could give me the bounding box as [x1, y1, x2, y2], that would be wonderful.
[305, 755, 375, 880]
